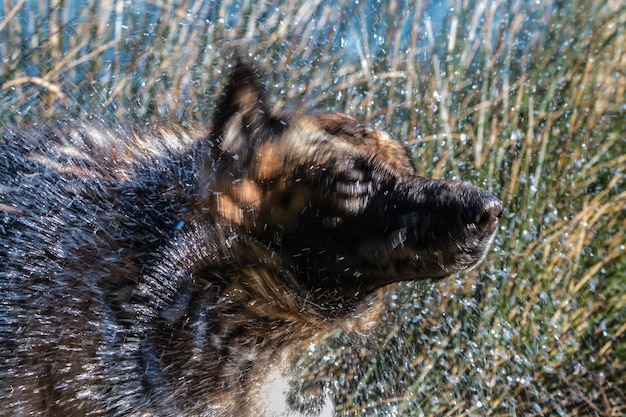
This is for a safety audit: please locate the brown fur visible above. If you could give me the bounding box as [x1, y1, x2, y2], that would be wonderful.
[0, 56, 502, 416]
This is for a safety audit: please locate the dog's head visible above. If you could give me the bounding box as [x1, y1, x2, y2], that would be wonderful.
[200, 57, 502, 302]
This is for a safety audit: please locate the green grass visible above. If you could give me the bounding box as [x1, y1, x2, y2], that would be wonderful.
[1, 0, 625, 415]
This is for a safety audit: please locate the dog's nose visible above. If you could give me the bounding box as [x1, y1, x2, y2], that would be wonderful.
[464, 192, 503, 234]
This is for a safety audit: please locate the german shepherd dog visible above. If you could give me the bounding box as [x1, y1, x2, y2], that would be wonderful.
[0, 57, 502, 416]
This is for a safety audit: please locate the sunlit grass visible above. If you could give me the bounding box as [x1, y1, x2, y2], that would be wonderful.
[1, 0, 624, 415]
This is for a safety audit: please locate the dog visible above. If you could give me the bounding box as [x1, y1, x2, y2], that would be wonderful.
[0, 56, 502, 416]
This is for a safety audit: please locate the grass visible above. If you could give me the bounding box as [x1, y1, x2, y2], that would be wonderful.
[1, 0, 625, 415]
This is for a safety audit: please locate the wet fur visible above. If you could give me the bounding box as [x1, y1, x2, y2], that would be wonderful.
[0, 57, 501, 416]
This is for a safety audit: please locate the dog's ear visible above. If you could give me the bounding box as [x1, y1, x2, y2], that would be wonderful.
[211, 56, 272, 155]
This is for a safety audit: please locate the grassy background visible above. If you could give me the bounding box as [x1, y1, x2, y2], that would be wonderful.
[1, 0, 625, 415]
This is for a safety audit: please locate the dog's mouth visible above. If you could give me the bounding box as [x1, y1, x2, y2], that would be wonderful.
[356, 218, 500, 282]
[337, 185, 502, 288]
[354, 216, 498, 281]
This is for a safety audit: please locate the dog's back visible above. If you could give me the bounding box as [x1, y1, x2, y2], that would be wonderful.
[1, 121, 202, 415]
